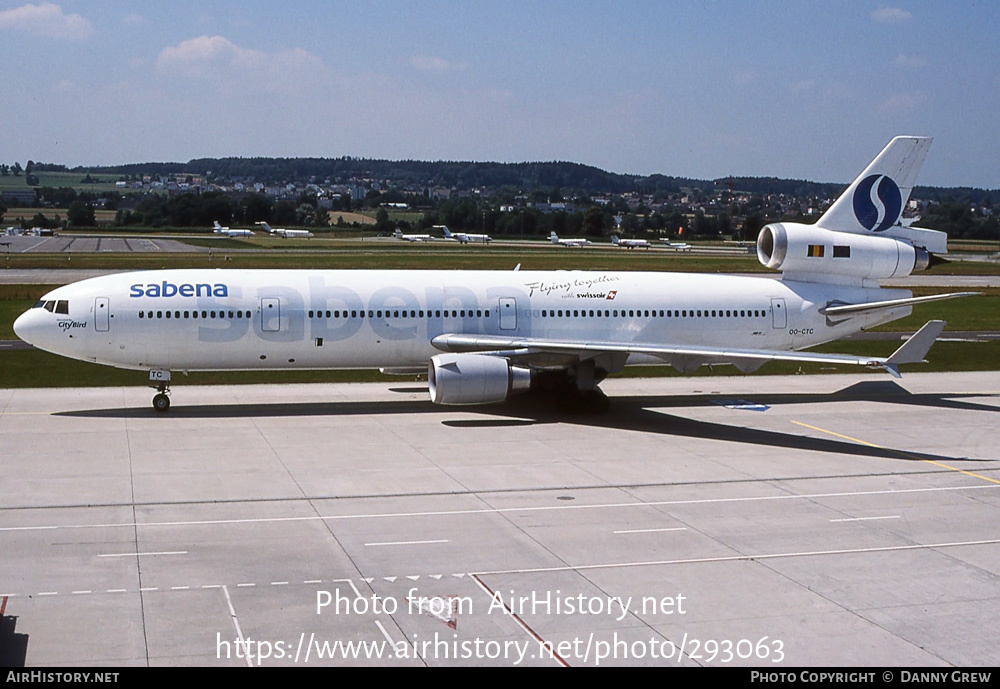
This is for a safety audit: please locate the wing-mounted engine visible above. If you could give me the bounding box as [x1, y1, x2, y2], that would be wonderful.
[756, 222, 931, 285]
[428, 353, 532, 405]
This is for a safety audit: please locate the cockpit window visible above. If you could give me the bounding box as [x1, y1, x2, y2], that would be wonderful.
[35, 300, 69, 313]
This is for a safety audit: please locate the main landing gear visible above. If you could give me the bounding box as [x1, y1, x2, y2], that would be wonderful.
[149, 369, 172, 412]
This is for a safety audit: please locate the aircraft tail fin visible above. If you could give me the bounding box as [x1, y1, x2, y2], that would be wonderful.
[817, 136, 932, 236]
[611, 235, 620, 245]
[550, 232, 559, 243]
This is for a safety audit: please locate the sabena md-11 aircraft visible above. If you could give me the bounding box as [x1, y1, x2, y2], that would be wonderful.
[14, 137, 974, 412]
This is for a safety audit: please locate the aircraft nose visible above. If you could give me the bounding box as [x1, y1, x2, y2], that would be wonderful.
[13, 308, 41, 346]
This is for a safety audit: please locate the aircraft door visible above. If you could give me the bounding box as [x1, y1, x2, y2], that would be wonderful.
[95, 297, 110, 332]
[261, 298, 281, 332]
[498, 298, 517, 330]
[771, 298, 786, 329]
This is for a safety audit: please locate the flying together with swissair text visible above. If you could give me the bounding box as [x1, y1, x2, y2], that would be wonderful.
[14, 137, 974, 411]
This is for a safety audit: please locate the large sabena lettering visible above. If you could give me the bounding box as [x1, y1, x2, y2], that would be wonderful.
[129, 282, 229, 298]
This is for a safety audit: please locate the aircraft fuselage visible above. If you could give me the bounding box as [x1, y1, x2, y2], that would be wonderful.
[14, 268, 910, 373]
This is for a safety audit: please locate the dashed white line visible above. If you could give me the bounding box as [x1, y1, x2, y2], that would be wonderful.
[4, 484, 995, 533]
[614, 527, 688, 534]
[830, 516, 902, 523]
[97, 551, 188, 558]
[365, 539, 448, 547]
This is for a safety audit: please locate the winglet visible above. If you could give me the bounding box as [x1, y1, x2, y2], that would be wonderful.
[882, 320, 946, 376]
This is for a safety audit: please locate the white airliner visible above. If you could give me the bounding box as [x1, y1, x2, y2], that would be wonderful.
[660, 238, 691, 251]
[550, 232, 592, 246]
[257, 221, 313, 238]
[14, 137, 974, 412]
[213, 221, 253, 238]
[611, 235, 651, 249]
[394, 228, 435, 242]
[441, 226, 492, 244]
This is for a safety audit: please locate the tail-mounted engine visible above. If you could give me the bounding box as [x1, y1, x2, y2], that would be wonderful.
[757, 222, 931, 284]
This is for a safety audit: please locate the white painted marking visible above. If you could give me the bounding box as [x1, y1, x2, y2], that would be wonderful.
[106, 589, 127, 594]
[830, 515, 902, 523]
[303, 580, 322, 585]
[97, 551, 188, 558]
[171, 586, 190, 590]
[5, 484, 995, 533]
[614, 527, 688, 534]
[139, 587, 158, 592]
[469, 538, 1000, 577]
[365, 539, 448, 547]
[38, 592, 58, 596]
[236, 583, 255, 588]
[71, 590, 92, 595]
[271, 581, 289, 586]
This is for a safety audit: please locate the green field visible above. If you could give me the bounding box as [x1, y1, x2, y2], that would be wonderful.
[0, 170, 126, 195]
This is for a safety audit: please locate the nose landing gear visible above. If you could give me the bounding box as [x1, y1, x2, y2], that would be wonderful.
[152, 384, 171, 412]
[148, 369, 172, 412]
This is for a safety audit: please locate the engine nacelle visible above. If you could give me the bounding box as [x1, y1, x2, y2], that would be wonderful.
[428, 353, 532, 405]
[757, 223, 930, 282]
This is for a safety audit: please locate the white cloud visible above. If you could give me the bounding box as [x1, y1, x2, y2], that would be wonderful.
[878, 91, 928, 112]
[411, 54, 467, 72]
[893, 53, 926, 67]
[0, 2, 93, 39]
[411, 54, 451, 71]
[156, 35, 325, 93]
[872, 7, 913, 23]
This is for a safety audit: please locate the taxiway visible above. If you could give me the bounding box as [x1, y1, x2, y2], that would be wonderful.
[1, 372, 998, 666]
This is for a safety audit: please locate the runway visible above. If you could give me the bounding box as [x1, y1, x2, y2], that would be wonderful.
[1, 372, 998, 666]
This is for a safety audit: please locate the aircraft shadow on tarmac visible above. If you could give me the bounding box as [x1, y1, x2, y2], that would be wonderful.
[56, 380, 997, 465]
[0, 609, 29, 668]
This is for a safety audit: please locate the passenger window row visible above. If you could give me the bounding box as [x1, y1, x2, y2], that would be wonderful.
[138, 310, 250, 320]
[307, 309, 491, 319]
[134, 306, 766, 321]
[533, 308, 766, 318]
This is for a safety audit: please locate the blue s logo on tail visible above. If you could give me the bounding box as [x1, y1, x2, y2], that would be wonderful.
[852, 174, 902, 232]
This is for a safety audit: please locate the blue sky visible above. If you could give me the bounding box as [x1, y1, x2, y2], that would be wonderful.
[1, 1, 997, 188]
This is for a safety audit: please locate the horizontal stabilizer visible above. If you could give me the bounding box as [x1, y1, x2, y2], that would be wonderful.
[885, 319, 946, 367]
[820, 292, 979, 317]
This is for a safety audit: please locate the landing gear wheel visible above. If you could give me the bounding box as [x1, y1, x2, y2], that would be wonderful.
[152, 392, 171, 412]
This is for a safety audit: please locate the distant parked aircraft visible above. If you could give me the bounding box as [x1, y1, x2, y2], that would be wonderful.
[660, 238, 691, 251]
[213, 221, 253, 238]
[441, 226, 492, 244]
[394, 228, 435, 242]
[257, 221, 313, 238]
[611, 235, 651, 249]
[549, 232, 591, 247]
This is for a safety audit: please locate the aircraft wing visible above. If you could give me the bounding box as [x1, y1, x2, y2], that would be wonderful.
[431, 320, 947, 378]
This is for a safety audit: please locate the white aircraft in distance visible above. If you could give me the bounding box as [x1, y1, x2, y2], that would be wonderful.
[15, 136, 976, 413]
[440, 226, 492, 244]
[660, 238, 691, 251]
[549, 232, 592, 247]
[257, 221, 313, 238]
[611, 235, 651, 249]
[213, 221, 253, 238]
[394, 228, 435, 242]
